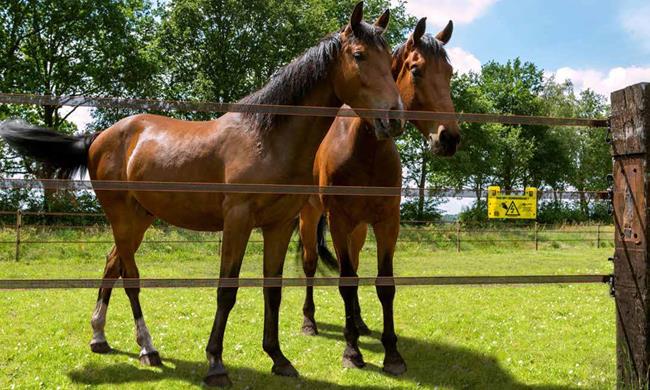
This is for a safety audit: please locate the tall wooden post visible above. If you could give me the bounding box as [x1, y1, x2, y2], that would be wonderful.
[611, 82, 650, 389]
[455, 221, 461, 253]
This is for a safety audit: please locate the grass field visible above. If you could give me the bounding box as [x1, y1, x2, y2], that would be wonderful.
[0, 225, 615, 389]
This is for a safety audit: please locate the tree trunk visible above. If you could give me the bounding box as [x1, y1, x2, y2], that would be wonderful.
[42, 104, 56, 128]
[417, 143, 428, 220]
[579, 188, 588, 216]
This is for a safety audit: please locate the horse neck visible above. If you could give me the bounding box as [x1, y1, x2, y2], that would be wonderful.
[347, 117, 392, 158]
[262, 81, 341, 169]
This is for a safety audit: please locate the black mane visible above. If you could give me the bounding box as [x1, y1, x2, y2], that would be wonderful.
[240, 22, 388, 133]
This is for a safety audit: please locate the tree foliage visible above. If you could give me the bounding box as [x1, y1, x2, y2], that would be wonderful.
[0, 2, 612, 223]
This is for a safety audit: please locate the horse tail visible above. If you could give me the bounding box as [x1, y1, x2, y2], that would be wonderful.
[0, 119, 98, 179]
[316, 215, 338, 270]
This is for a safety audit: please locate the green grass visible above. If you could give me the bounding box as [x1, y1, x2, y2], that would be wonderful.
[0, 226, 615, 389]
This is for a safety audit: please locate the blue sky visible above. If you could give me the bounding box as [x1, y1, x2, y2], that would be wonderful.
[450, 0, 648, 70]
[401, 0, 650, 97]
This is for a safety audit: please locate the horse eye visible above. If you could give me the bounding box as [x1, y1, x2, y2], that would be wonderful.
[353, 52, 364, 61]
[410, 66, 421, 77]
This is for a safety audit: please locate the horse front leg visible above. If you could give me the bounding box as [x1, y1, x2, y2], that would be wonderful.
[349, 223, 370, 335]
[329, 214, 365, 369]
[204, 204, 254, 388]
[262, 218, 300, 377]
[373, 218, 406, 375]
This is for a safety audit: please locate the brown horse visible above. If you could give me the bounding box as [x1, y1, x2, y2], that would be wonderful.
[298, 18, 460, 375]
[0, 3, 404, 386]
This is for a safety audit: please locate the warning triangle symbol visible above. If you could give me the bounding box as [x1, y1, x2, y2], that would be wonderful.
[505, 201, 520, 216]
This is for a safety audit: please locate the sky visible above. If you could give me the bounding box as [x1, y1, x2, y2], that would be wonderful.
[404, 0, 650, 96]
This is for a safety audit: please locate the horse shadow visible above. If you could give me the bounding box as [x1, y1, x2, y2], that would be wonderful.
[314, 322, 579, 390]
[68, 323, 581, 389]
[68, 349, 386, 389]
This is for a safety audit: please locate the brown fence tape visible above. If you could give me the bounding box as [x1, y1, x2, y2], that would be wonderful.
[0, 275, 611, 289]
[0, 93, 609, 128]
[0, 178, 610, 200]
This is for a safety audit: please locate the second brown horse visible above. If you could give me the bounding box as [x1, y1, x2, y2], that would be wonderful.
[298, 18, 461, 375]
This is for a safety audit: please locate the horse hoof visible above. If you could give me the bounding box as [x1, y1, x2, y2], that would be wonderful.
[90, 341, 112, 354]
[342, 349, 365, 369]
[356, 324, 371, 336]
[203, 374, 232, 388]
[383, 358, 407, 376]
[302, 324, 318, 336]
[302, 317, 318, 336]
[272, 362, 299, 377]
[140, 351, 163, 366]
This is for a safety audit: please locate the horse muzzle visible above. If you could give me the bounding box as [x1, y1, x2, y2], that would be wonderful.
[428, 126, 460, 157]
[373, 117, 405, 140]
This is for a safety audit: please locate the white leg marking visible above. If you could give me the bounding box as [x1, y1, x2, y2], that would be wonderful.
[90, 300, 108, 344]
[135, 317, 157, 356]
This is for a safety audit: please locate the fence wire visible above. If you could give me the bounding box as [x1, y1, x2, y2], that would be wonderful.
[0, 93, 609, 128]
[0, 275, 612, 289]
[0, 178, 610, 200]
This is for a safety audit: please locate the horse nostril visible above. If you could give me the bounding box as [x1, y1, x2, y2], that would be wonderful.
[439, 128, 460, 147]
[439, 129, 451, 144]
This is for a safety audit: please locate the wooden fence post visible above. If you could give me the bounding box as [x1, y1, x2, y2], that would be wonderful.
[534, 222, 539, 251]
[15, 209, 21, 261]
[455, 221, 461, 253]
[596, 223, 601, 248]
[611, 82, 650, 388]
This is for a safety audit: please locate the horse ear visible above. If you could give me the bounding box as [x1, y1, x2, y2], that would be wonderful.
[349, 1, 364, 30]
[408, 17, 427, 46]
[435, 20, 453, 45]
[374, 9, 390, 33]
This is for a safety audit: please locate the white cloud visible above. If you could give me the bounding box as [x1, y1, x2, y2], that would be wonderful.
[399, 0, 499, 28]
[551, 66, 650, 97]
[620, 1, 650, 51]
[447, 47, 482, 74]
[59, 106, 94, 131]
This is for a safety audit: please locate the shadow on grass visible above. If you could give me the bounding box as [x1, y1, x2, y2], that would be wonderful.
[68, 324, 578, 389]
[315, 322, 578, 390]
[68, 348, 385, 389]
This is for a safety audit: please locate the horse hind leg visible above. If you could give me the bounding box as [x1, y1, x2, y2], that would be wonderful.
[90, 246, 120, 353]
[121, 255, 160, 366]
[100, 195, 158, 365]
[299, 204, 320, 335]
[117, 219, 159, 365]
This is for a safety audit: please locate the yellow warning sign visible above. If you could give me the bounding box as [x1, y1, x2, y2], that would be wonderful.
[487, 186, 537, 219]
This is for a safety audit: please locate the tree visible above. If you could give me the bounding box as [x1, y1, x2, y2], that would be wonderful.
[544, 81, 610, 213]
[447, 72, 495, 203]
[1, 0, 159, 128]
[153, 0, 415, 107]
[0, 0, 159, 212]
